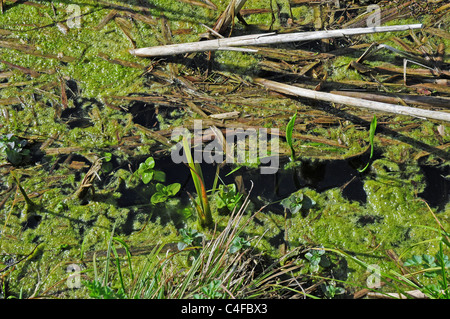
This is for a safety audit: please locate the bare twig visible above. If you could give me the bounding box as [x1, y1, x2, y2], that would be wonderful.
[129, 24, 423, 57]
[254, 77, 450, 122]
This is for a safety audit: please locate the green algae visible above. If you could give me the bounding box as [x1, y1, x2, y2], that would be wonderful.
[0, 0, 214, 100]
[329, 56, 363, 82]
[0, 1, 449, 299]
[0, 164, 182, 298]
[1, 148, 448, 297]
[282, 162, 447, 285]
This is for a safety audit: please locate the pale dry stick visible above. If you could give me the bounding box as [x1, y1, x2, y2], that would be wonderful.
[254, 78, 450, 122]
[200, 22, 224, 39]
[129, 24, 423, 57]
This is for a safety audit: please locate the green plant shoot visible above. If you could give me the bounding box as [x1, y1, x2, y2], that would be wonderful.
[286, 113, 297, 162]
[280, 191, 316, 215]
[136, 157, 166, 184]
[0, 134, 30, 165]
[214, 183, 243, 214]
[358, 115, 377, 173]
[151, 183, 181, 204]
[182, 136, 213, 229]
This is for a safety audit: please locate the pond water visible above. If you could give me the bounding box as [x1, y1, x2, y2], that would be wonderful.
[0, 0, 449, 299]
[155, 153, 449, 213]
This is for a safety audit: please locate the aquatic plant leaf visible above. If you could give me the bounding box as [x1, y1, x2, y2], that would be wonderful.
[151, 192, 167, 204]
[6, 149, 22, 165]
[404, 255, 423, 267]
[182, 136, 212, 228]
[0, 134, 29, 165]
[141, 171, 154, 184]
[423, 254, 436, 266]
[358, 115, 377, 173]
[281, 191, 315, 215]
[286, 112, 297, 161]
[145, 157, 155, 168]
[177, 227, 203, 251]
[137, 157, 166, 184]
[166, 183, 181, 196]
[214, 184, 243, 212]
[155, 183, 165, 193]
[151, 183, 181, 204]
[153, 170, 166, 183]
[229, 236, 250, 254]
[102, 152, 112, 162]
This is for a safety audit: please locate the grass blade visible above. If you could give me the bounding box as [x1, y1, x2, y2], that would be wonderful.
[286, 112, 297, 161]
[182, 136, 213, 228]
[358, 115, 377, 173]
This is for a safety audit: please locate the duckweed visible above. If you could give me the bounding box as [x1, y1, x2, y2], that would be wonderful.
[0, 0, 448, 298]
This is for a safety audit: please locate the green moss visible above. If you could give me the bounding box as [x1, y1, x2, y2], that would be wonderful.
[271, 156, 446, 287]
[0, 0, 448, 298]
[330, 56, 363, 81]
[214, 50, 260, 75]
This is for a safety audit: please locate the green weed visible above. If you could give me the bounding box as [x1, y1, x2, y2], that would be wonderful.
[325, 228, 450, 298]
[177, 227, 204, 251]
[0, 134, 30, 166]
[358, 115, 377, 173]
[81, 190, 315, 299]
[182, 136, 213, 229]
[280, 191, 316, 215]
[321, 281, 345, 299]
[213, 183, 244, 214]
[151, 183, 181, 205]
[305, 247, 331, 273]
[136, 156, 166, 184]
[286, 113, 297, 162]
[194, 280, 224, 299]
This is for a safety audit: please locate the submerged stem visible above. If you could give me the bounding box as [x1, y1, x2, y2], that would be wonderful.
[11, 171, 36, 216]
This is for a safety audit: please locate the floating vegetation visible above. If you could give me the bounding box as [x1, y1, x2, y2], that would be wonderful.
[0, 0, 449, 300]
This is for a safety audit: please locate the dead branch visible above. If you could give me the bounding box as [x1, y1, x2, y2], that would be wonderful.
[254, 78, 450, 122]
[129, 24, 423, 57]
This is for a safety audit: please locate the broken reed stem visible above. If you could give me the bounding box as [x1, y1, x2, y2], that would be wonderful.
[129, 24, 423, 57]
[213, 0, 248, 35]
[254, 78, 450, 122]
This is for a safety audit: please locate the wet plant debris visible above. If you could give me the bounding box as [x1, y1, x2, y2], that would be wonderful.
[0, 0, 449, 300]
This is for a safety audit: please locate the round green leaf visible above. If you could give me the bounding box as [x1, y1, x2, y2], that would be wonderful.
[167, 183, 181, 196]
[142, 171, 154, 184]
[145, 157, 155, 168]
[151, 192, 167, 204]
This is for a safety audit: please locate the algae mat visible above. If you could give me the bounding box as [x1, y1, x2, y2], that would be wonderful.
[0, 0, 449, 298]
